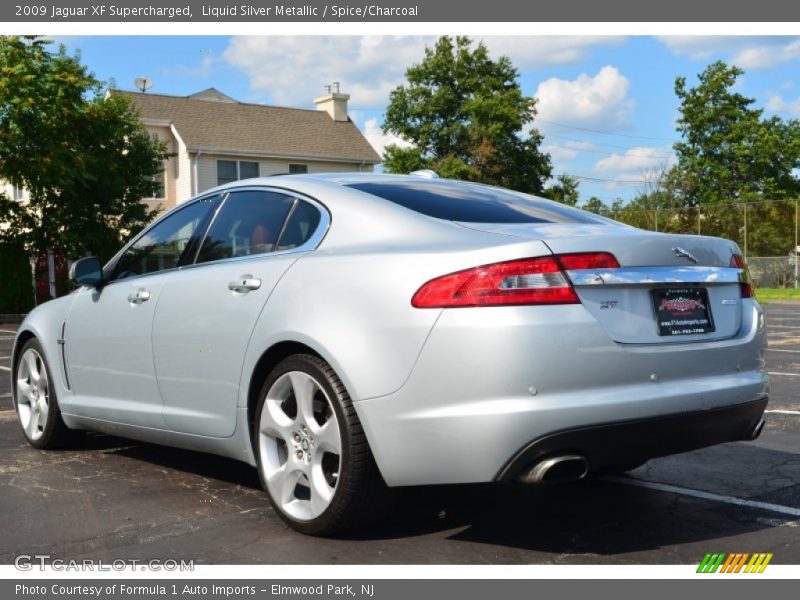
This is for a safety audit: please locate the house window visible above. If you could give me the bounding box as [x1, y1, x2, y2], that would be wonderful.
[217, 160, 260, 186]
[239, 161, 259, 179]
[217, 160, 238, 186]
[12, 185, 24, 201]
[152, 168, 166, 199]
[288, 163, 309, 174]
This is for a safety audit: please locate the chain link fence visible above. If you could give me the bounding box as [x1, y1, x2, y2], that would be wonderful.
[598, 198, 800, 289]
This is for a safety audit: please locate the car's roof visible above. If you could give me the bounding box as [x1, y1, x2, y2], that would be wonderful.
[200, 172, 611, 228]
[192, 172, 391, 198]
[205, 171, 446, 192]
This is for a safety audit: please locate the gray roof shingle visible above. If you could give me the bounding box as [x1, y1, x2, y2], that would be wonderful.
[114, 89, 381, 164]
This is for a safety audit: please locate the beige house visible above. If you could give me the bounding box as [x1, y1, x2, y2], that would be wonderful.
[114, 86, 381, 213]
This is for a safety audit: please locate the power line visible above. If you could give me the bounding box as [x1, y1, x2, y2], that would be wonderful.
[544, 133, 676, 155]
[565, 173, 647, 186]
[544, 140, 675, 160]
[536, 118, 679, 143]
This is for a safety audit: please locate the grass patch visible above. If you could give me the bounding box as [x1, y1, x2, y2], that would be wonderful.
[756, 287, 800, 303]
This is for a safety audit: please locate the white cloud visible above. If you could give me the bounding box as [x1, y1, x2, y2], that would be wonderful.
[594, 146, 674, 173]
[361, 117, 411, 158]
[766, 94, 800, 117]
[223, 36, 432, 107]
[657, 36, 800, 70]
[534, 66, 635, 131]
[480, 36, 625, 70]
[542, 140, 596, 162]
[222, 36, 628, 109]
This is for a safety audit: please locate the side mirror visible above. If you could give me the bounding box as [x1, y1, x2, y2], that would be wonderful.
[69, 256, 105, 288]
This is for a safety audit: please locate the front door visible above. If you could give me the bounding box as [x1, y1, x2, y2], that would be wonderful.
[64, 197, 219, 427]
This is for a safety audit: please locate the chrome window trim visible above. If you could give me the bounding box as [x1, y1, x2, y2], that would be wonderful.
[191, 191, 230, 265]
[567, 266, 745, 287]
[185, 185, 331, 270]
[97, 185, 330, 287]
[275, 198, 300, 250]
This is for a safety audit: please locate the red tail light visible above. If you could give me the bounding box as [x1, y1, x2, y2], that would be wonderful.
[412, 256, 582, 308]
[730, 254, 753, 298]
[557, 252, 620, 270]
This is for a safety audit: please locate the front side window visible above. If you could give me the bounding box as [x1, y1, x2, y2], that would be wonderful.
[111, 196, 218, 280]
[217, 160, 260, 186]
[196, 190, 296, 263]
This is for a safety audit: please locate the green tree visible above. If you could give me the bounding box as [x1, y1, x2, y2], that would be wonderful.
[543, 174, 580, 206]
[0, 36, 169, 261]
[581, 196, 610, 216]
[382, 36, 551, 194]
[673, 61, 800, 205]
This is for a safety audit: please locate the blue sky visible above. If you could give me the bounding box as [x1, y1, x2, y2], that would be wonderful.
[55, 35, 800, 203]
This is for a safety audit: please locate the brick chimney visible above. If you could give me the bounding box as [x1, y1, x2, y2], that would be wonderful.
[314, 82, 350, 122]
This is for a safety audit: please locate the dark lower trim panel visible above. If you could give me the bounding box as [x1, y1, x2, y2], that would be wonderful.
[496, 396, 769, 481]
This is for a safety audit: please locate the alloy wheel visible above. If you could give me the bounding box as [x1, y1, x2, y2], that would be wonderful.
[258, 371, 342, 521]
[16, 348, 50, 442]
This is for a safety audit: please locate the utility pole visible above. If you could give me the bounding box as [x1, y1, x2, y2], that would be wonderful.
[743, 203, 748, 261]
[795, 199, 798, 289]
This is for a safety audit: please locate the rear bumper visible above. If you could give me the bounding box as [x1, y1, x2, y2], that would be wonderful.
[497, 396, 768, 481]
[354, 300, 768, 487]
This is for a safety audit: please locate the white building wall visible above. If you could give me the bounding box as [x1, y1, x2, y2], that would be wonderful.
[140, 124, 179, 214]
[192, 154, 373, 199]
[175, 151, 194, 207]
[1, 182, 28, 204]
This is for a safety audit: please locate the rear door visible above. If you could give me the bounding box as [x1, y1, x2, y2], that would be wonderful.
[152, 189, 327, 437]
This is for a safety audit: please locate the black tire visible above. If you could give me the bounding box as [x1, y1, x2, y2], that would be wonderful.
[13, 338, 82, 449]
[254, 353, 394, 535]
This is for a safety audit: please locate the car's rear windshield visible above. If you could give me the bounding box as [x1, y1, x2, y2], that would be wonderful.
[345, 180, 602, 224]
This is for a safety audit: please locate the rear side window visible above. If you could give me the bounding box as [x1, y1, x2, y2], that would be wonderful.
[196, 190, 295, 263]
[345, 180, 601, 224]
[276, 200, 322, 251]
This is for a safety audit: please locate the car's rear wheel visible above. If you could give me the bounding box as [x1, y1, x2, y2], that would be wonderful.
[14, 338, 80, 449]
[254, 353, 392, 535]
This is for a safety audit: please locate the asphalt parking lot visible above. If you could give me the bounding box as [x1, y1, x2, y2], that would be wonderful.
[1, 303, 799, 565]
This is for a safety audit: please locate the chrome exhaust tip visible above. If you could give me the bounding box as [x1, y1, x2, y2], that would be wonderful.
[749, 418, 765, 441]
[517, 454, 589, 484]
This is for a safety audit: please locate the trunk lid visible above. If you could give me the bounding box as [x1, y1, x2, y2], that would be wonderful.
[457, 222, 746, 344]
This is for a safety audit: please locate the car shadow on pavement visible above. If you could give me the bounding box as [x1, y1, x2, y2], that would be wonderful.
[106, 439, 262, 489]
[339, 444, 800, 556]
[96, 436, 796, 557]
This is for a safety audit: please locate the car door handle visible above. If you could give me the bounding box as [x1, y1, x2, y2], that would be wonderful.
[228, 276, 262, 293]
[127, 289, 151, 304]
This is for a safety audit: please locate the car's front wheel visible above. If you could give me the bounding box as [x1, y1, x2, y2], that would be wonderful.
[254, 353, 392, 535]
[14, 338, 80, 449]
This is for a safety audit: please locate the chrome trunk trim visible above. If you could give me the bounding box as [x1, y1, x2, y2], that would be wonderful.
[567, 266, 745, 287]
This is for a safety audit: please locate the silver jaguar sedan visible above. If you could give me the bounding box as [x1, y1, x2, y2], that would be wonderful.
[11, 173, 768, 534]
